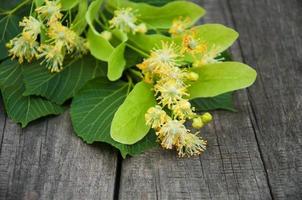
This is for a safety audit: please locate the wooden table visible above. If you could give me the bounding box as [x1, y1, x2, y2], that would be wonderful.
[1, 0, 302, 199]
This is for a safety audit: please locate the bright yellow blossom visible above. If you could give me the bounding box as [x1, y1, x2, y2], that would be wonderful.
[157, 119, 187, 149]
[155, 79, 189, 108]
[172, 99, 195, 120]
[182, 30, 208, 55]
[149, 42, 180, 68]
[145, 106, 169, 128]
[109, 8, 147, 34]
[19, 16, 42, 39]
[38, 42, 64, 72]
[177, 133, 207, 157]
[35, 0, 62, 24]
[6, 32, 39, 63]
[169, 17, 191, 36]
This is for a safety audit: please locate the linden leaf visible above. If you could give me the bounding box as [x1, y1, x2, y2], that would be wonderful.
[22, 55, 106, 105]
[191, 92, 237, 112]
[0, 60, 64, 127]
[189, 62, 257, 98]
[111, 81, 156, 145]
[70, 78, 158, 158]
[86, 0, 114, 61]
[60, 0, 79, 10]
[108, 42, 126, 81]
[0, 15, 20, 60]
[71, 0, 88, 34]
[128, 33, 171, 53]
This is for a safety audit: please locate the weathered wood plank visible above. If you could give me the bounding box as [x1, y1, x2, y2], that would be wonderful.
[0, 111, 118, 200]
[117, 1, 272, 199]
[228, 0, 302, 199]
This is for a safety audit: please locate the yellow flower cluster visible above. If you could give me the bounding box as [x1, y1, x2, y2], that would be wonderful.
[109, 8, 147, 34]
[6, 0, 87, 73]
[139, 41, 213, 157]
[169, 18, 222, 68]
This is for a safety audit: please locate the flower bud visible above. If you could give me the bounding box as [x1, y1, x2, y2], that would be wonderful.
[135, 23, 147, 33]
[192, 117, 204, 129]
[201, 112, 213, 124]
[185, 72, 199, 81]
[100, 31, 112, 41]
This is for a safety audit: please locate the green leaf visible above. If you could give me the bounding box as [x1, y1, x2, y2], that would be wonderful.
[191, 92, 236, 112]
[111, 81, 156, 145]
[0, 15, 20, 60]
[189, 62, 257, 98]
[130, 0, 174, 6]
[71, 0, 88, 34]
[108, 42, 126, 81]
[22, 55, 106, 105]
[70, 78, 158, 157]
[60, 0, 79, 10]
[0, 60, 64, 127]
[86, 0, 114, 61]
[87, 28, 114, 61]
[85, 0, 103, 29]
[190, 24, 239, 54]
[128, 33, 171, 53]
[107, 0, 205, 29]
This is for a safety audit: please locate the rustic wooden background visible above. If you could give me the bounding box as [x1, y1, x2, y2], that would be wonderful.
[1, 0, 302, 199]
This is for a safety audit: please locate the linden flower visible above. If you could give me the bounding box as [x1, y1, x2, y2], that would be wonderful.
[109, 8, 146, 34]
[157, 119, 188, 149]
[6, 32, 39, 63]
[177, 133, 207, 157]
[145, 106, 169, 128]
[149, 42, 180, 68]
[182, 31, 208, 55]
[169, 17, 191, 36]
[172, 99, 195, 120]
[38, 42, 64, 72]
[19, 16, 42, 39]
[35, 0, 62, 24]
[48, 22, 77, 51]
[193, 47, 222, 67]
[155, 79, 189, 108]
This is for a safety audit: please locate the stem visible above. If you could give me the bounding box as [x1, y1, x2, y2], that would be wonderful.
[99, 11, 109, 27]
[126, 74, 133, 94]
[128, 68, 143, 80]
[126, 43, 149, 58]
[95, 18, 106, 30]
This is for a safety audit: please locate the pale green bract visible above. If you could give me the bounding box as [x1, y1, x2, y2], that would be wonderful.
[108, 42, 126, 81]
[106, 0, 205, 29]
[111, 81, 156, 144]
[189, 62, 257, 99]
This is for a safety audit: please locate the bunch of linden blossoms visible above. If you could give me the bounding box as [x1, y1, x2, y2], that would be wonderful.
[109, 7, 147, 34]
[6, 0, 88, 72]
[137, 17, 226, 157]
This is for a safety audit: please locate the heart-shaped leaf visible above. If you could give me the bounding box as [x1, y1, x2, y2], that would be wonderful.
[22, 55, 106, 105]
[70, 78, 158, 157]
[0, 60, 64, 127]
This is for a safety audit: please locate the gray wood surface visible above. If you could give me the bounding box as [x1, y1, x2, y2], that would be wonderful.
[227, 0, 302, 199]
[1, 0, 302, 199]
[0, 108, 118, 200]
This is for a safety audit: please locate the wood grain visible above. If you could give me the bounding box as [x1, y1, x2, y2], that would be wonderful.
[0, 111, 118, 200]
[117, 1, 272, 199]
[228, 0, 302, 199]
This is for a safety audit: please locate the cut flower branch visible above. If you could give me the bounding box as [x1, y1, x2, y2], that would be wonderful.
[0, 0, 257, 158]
